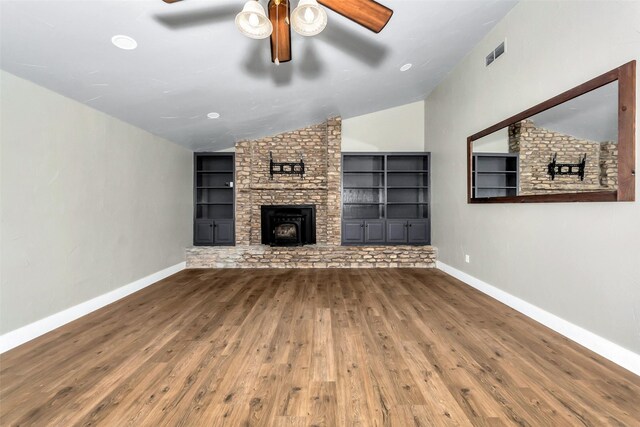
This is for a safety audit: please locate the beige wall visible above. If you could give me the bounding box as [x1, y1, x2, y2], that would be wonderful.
[0, 71, 193, 334]
[425, 0, 640, 353]
[342, 101, 424, 152]
[473, 128, 509, 153]
[217, 102, 424, 154]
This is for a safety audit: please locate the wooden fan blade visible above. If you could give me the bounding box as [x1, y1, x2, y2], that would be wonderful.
[269, 0, 292, 64]
[162, 0, 184, 3]
[318, 0, 393, 33]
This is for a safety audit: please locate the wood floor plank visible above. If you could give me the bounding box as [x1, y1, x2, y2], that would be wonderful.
[312, 308, 336, 382]
[399, 340, 474, 426]
[1, 268, 639, 426]
[334, 327, 376, 426]
[308, 381, 338, 427]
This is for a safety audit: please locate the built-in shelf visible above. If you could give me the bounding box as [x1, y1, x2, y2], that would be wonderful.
[387, 170, 429, 173]
[387, 186, 428, 189]
[343, 202, 385, 205]
[472, 153, 519, 198]
[196, 203, 234, 205]
[387, 202, 429, 205]
[194, 153, 235, 246]
[342, 153, 430, 245]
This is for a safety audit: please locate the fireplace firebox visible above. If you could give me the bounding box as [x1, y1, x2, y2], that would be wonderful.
[261, 205, 316, 246]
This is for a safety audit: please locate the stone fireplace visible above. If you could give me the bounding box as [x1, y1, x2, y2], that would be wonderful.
[235, 118, 341, 246]
[186, 116, 437, 269]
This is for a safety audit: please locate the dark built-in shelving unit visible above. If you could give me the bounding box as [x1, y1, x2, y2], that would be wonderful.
[341, 153, 430, 245]
[193, 153, 235, 246]
[472, 153, 519, 198]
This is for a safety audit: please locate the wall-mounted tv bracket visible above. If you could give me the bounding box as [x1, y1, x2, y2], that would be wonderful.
[269, 151, 305, 179]
[547, 153, 586, 181]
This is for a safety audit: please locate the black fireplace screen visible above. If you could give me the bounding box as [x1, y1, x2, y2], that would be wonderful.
[261, 205, 316, 246]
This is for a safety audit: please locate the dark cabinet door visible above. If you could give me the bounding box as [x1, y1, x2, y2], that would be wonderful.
[214, 220, 235, 245]
[386, 220, 408, 243]
[343, 221, 365, 243]
[364, 220, 385, 243]
[194, 220, 214, 245]
[407, 220, 429, 244]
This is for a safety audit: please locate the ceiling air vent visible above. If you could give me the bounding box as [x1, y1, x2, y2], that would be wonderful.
[486, 41, 506, 66]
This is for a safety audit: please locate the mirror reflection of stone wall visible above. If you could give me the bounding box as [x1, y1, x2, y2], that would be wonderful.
[508, 119, 617, 195]
[472, 80, 618, 197]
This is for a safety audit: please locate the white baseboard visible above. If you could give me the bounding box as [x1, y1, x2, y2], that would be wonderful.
[0, 262, 186, 353]
[436, 261, 640, 377]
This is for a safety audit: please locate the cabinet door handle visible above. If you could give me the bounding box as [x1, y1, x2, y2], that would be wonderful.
[409, 224, 412, 227]
[360, 224, 364, 228]
[209, 224, 213, 228]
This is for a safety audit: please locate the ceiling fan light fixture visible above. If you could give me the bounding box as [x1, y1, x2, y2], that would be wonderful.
[291, 0, 327, 37]
[235, 0, 273, 40]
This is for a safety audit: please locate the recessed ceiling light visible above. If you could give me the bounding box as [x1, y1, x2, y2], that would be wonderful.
[111, 35, 137, 50]
[207, 112, 221, 119]
[400, 63, 413, 72]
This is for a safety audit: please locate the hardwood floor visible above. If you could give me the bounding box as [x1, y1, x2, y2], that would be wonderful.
[1, 268, 639, 426]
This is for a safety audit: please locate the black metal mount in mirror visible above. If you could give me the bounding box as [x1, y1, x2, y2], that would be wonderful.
[467, 60, 635, 203]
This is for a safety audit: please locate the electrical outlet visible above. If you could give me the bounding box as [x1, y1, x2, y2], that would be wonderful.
[465, 254, 470, 263]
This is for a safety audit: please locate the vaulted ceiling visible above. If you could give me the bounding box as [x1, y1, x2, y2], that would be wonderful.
[0, 0, 517, 151]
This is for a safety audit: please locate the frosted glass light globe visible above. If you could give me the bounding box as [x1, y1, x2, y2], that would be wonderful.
[291, 0, 327, 37]
[235, 1, 273, 39]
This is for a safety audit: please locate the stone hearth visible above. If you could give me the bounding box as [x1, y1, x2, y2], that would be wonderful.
[186, 245, 437, 269]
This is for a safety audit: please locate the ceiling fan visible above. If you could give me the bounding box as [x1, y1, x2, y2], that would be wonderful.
[162, 0, 393, 65]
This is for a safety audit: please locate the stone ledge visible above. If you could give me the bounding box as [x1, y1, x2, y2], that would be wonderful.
[186, 245, 438, 269]
[244, 184, 328, 190]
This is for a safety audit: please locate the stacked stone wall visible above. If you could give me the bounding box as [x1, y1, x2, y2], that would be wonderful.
[600, 142, 618, 189]
[508, 120, 615, 195]
[235, 118, 342, 245]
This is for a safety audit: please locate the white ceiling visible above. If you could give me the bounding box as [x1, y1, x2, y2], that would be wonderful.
[0, 0, 518, 151]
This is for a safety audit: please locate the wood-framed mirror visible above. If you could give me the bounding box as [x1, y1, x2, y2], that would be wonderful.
[467, 60, 635, 203]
